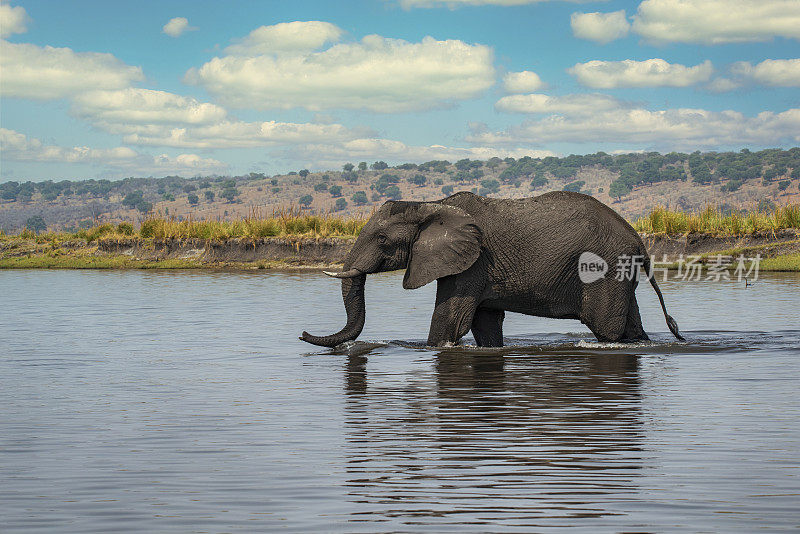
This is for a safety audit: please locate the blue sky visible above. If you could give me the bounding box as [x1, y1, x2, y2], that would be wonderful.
[1, 0, 799, 182]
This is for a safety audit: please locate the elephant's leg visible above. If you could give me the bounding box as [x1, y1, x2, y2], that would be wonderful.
[426, 276, 481, 347]
[580, 278, 630, 342]
[622, 293, 649, 341]
[471, 308, 505, 347]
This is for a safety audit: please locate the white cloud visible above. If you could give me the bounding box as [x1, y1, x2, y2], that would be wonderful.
[287, 137, 554, 168]
[502, 71, 544, 93]
[495, 93, 631, 115]
[632, 0, 800, 44]
[705, 77, 741, 93]
[71, 88, 228, 129]
[571, 10, 630, 44]
[122, 120, 359, 149]
[225, 21, 343, 55]
[0, 2, 28, 37]
[467, 107, 800, 149]
[0, 128, 227, 175]
[185, 26, 495, 113]
[730, 58, 800, 87]
[0, 41, 144, 99]
[399, 0, 550, 8]
[569, 58, 713, 88]
[162, 17, 196, 38]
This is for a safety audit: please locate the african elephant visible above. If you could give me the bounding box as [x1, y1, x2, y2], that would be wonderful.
[301, 191, 684, 348]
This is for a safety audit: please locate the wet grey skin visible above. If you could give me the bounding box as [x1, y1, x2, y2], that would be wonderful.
[301, 191, 684, 348]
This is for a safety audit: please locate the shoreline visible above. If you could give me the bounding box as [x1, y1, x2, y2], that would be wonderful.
[2, 230, 799, 271]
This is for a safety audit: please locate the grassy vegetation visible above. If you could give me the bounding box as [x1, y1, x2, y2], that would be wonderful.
[631, 204, 800, 236]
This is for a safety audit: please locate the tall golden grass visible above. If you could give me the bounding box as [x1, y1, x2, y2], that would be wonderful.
[631, 204, 800, 235]
[75, 207, 370, 241]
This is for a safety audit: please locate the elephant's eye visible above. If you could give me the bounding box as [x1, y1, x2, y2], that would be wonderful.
[377, 234, 387, 245]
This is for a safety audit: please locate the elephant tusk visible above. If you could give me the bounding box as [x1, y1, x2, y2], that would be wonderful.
[323, 268, 362, 278]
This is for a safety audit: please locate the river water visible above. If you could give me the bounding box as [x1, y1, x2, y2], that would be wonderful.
[1, 269, 799, 532]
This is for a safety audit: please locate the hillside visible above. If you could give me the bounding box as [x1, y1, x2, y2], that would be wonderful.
[2, 148, 799, 233]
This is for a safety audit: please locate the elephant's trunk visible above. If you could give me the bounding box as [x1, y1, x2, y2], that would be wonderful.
[300, 271, 366, 347]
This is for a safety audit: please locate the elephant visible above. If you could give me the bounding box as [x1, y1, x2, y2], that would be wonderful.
[301, 191, 684, 348]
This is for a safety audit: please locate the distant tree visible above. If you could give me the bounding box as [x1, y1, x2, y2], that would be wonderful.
[221, 179, 236, 189]
[479, 179, 500, 195]
[221, 187, 239, 202]
[188, 193, 199, 205]
[371, 161, 388, 170]
[334, 197, 348, 211]
[371, 191, 382, 202]
[342, 171, 358, 182]
[384, 185, 402, 200]
[329, 185, 342, 197]
[270, 178, 278, 185]
[198, 180, 211, 189]
[486, 157, 502, 169]
[25, 215, 46, 234]
[204, 190, 215, 202]
[792, 167, 800, 180]
[609, 179, 632, 200]
[314, 182, 328, 192]
[441, 184, 454, 195]
[778, 180, 791, 191]
[351, 190, 368, 205]
[409, 174, 427, 186]
[183, 184, 197, 193]
[433, 178, 443, 185]
[122, 191, 144, 208]
[562, 180, 586, 192]
[299, 194, 313, 207]
[299, 169, 310, 178]
[358, 161, 367, 171]
[135, 201, 153, 214]
[342, 163, 354, 172]
[530, 173, 548, 189]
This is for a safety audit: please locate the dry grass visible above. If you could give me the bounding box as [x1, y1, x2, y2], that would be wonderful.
[137, 207, 368, 240]
[631, 204, 800, 236]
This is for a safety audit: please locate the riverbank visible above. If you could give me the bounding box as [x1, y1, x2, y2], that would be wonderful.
[2, 229, 799, 271]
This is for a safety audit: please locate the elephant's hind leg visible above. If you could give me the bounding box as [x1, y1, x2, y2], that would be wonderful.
[622, 293, 649, 341]
[471, 308, 505, 347]
[580, 278, 630, 342]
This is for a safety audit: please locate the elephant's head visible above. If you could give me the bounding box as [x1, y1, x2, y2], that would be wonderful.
[300, 201, 482, 347]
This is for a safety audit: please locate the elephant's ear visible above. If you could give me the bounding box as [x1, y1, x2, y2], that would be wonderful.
[403, 204, 482, 290]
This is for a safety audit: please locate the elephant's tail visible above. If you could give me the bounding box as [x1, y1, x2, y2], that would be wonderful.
[642, 258, 685, 341]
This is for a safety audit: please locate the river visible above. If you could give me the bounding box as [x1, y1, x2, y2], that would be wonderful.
[1, 269, 799, 532]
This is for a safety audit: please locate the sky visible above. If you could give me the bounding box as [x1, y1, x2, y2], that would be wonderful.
[1, 0, 799, 182]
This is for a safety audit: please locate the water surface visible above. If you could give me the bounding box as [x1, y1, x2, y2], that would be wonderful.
[1, 270, 799, 532]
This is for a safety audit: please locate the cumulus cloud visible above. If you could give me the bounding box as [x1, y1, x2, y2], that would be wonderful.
[162, 17, 197, 38]
[0, 2, 28, 37]
[571, 10, 630, 44]
[569, 58, 713, 88]
[467, 107, 800, 149]
[632, 0, 800, 44]
[122, 120, 359, 149]
[0, 128, 227, 174]
[225, 21, 342, 55]
[730, 58, 800, 87]
[71, 88, 229, 130]
[502, 71, 544, 93]
[0, 41, 144, 99]
[495, 93, 632, 115]
[287, 137, 554, 169]
[185, 24, 495, 112]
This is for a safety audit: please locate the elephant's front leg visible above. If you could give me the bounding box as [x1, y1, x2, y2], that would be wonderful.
[426, 276, 481, 346]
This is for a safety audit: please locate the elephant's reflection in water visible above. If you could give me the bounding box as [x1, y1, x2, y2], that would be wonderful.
[342, 349, 644, 528]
